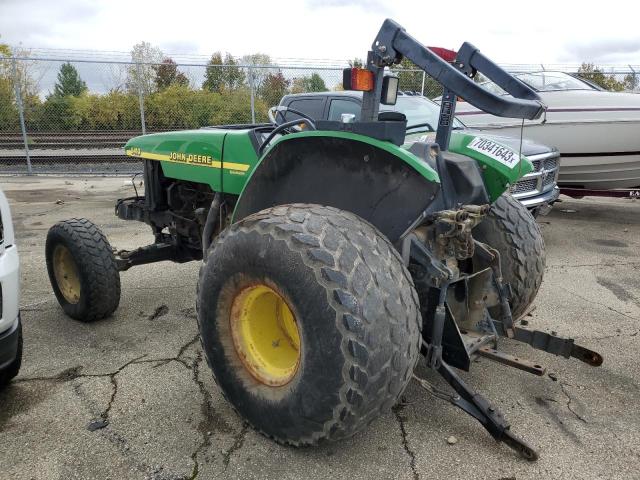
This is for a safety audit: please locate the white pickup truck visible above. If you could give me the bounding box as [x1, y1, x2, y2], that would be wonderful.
[0, 188, 21, 387]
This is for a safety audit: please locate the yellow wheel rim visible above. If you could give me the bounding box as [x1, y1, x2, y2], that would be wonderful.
[230, 284, 301, 386]
[53, 245, 81, 304]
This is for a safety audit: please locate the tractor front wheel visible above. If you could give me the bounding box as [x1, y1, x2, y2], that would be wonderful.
[46, 218, 121, 322]
[197, 204, 421, 445]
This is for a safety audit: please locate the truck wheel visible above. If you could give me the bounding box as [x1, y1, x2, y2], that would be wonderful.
[197, 204, 421, 445]
[0, 320, 22, 388]
[46, 218, 121, 322]
[473, 194, 545, 319]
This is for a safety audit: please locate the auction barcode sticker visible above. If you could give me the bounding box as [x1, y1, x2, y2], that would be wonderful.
[466, 137, 520, 169]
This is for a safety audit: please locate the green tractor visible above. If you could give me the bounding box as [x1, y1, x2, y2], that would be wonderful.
[45, 20, 601, 460]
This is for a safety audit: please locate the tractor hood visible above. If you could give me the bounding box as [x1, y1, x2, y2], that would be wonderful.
[124, 128, 259, 195]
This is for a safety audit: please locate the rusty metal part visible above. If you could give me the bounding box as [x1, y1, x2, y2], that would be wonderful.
[461, 204, 491, 215]
[477, 346, 546, 376]
[570, 344, 604, 367]
[511, 326, 603, 367]
[426, 205, 491, 262]
[460, 330, 497, 355]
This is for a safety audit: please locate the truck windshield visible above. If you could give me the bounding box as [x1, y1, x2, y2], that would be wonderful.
[384, 96, 465, 131]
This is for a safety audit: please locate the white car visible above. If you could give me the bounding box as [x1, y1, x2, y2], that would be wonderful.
[0, 188, 21, 387]
[452, 71, 640, 190]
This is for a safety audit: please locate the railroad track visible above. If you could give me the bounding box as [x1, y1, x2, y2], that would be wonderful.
[0, 130, 171, 150]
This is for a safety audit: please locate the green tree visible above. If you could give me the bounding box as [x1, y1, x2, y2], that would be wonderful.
[0, 44, 42, 131]
[390, 57, 441, 97]
[577, 63, 625, 91]
[153, 58, 189, 91]
[71, 91, 140, 130]
[0, 42, 18, 131]
[259, 71, 290, 107]
[203, 52, 245, 92]
[348, 58, 364, 68]
[40, 95, 78, 130]
[291, 73, 327, 93]
[202, 52, 224, 92]
[53, 62, 87, 97]
[221, 53, 245, 90]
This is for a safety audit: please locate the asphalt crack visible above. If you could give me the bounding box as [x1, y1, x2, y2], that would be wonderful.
[152, 334, 200, 369]
[100, 354, 149, 426]
[560, 382, 588, 424]
[222, 423, 249, 472]
[16, 355, 146, 385]
[392, 403, 419, 480]
[14, 333, 236, 479]
[186, 352, 215, 479]
[148, 305, 169, 321]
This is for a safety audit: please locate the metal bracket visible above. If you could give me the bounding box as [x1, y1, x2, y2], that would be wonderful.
[511, 327, 603, 366]
[474, 240, 515, 338]
[114, 241, 198, 271]
[477, 346, 546, 376]
[435, 88, 457, 151]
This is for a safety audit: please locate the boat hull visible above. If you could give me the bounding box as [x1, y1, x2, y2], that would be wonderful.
[453, 88, 640, 190]
[462, 120, 640, 189]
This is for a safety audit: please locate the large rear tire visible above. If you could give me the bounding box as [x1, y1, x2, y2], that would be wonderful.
[46, 218, 121, 322]
[197, 204, 421, 445]
[473, 194, 545, 319]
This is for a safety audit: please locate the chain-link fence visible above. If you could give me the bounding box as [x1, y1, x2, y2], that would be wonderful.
[1, 56, 639, 175]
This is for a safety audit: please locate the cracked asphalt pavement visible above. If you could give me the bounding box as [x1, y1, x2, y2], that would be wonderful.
[1, 177, 639, 480]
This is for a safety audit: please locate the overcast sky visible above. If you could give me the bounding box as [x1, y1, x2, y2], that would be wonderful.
[1, 0, 639, 65]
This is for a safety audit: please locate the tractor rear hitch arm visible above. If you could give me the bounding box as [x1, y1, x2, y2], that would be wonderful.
[414, 355, 539, 460]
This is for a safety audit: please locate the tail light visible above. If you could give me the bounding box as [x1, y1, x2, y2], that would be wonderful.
[343, 68, 374, 91]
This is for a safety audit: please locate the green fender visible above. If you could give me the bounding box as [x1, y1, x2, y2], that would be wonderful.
[232, 130, 441, 243]
[416, 131, 534, 201]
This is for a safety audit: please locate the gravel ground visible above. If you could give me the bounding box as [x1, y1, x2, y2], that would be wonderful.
[1, 176, 639, 480]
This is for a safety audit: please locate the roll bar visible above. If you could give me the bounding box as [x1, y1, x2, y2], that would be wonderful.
[362, 19, 546, 150]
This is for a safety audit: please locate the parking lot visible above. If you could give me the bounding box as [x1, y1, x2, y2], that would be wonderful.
[1, 176, 639, 480]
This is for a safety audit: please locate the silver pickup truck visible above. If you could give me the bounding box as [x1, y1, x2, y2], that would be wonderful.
[279, 91, 560, 214]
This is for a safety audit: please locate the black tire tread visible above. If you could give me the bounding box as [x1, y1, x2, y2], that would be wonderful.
[197, 204, 421, 446]
[46, 218, 120, 322]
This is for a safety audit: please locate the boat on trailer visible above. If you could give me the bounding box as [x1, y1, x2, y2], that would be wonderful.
[452, 71, 640, 191]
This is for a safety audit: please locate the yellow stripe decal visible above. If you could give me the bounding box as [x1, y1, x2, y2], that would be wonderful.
[125, 149, 250, 172]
